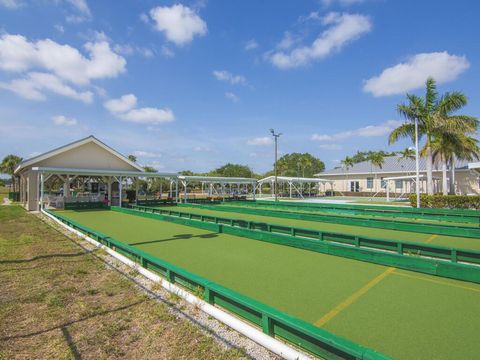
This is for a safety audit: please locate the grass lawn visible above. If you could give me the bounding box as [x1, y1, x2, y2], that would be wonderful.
[57, 209, 480, 360]
[165, 205, 480, 251]
[0, 206, 246, 359]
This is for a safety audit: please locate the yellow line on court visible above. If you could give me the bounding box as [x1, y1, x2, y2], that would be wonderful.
[392, 271, 480, 293]
[314, 267, 396, 327]
[425, 234, 439, 243]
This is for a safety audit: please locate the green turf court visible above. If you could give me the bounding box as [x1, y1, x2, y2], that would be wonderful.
[57, 209, 480, 360]
[161, 205, 480, 251]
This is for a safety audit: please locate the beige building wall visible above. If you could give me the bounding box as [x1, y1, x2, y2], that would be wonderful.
[32, 142, 140, 171]
[321, 170, 480, 196]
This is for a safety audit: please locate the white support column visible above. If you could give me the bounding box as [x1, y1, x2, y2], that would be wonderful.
[386, 181, 390, 202]
[289, 181, 292, 198]
[119, 176, 123, 208]
[135, 177, 139, 204]
[36, 173, 40, 211]
[107, 177, 112, 206]
[183, 181, 188, 203]
[175, 180, 179, 203]
[40, 173, 44, 210]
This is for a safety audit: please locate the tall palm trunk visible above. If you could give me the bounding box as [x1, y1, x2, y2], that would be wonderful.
[441, 155, 448, 195]
[449, 157, 456, 195]
[426, 144, 434, 194]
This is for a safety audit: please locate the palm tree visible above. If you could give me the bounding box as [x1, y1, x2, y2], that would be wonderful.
[1, 155, 23, 192]
[368, 152, 385, 169]
[398, 148, 416, 161]
[367, 152, 385, 192]
[341, 156, 354, 192]
[431, 132, 479, 195]
[389, 77, 477, 194]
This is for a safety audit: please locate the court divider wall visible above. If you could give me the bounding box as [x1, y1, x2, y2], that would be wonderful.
[43, 208, 391, 360]
[231, 200, 480, 219]
[185, 203, 480, 238]
[123, 205, 480, 284]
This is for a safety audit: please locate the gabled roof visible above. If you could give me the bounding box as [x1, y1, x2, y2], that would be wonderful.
[317, 155, 470, 177]
[15, 135, 145, 174]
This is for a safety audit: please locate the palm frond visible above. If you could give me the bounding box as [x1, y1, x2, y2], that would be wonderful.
[388, 123, 416, 144]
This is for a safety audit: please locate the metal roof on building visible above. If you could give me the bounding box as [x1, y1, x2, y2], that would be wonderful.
[317, 155, 470, 176]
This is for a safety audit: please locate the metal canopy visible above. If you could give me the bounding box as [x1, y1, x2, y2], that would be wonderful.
[178, 175, 257, 184]
[258, 175, 332, 184]
[32, 166, 177, 178]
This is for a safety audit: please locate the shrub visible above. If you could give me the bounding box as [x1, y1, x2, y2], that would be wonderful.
[409, 194, 480, 209]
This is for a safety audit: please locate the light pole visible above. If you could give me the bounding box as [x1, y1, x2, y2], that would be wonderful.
[414, 117, 420, 208]
[270, 129, 282, 202]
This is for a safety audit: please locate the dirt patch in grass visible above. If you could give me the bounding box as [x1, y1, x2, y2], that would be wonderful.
[0, 206, 248, 359]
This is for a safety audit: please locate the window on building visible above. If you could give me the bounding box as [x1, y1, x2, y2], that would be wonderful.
[395, 179, 403, 189]
[367, 177, 373, 189]
[381, 177, 387, 189]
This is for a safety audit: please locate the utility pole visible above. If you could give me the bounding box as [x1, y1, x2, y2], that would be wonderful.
[414, 117, 420, 208]
[270, 129, 282, 202]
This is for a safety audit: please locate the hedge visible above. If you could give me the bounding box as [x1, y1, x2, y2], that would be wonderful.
[409, 194, 480, 209]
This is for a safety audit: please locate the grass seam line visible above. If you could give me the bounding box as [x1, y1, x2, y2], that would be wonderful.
[392, 271, 480, 293]
[425, 234, 439, 243]
[314, 267, 396, 327]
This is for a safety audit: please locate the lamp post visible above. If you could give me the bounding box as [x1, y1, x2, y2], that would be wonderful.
[270, 129, 282, 202]
[414, 117, 420, 208]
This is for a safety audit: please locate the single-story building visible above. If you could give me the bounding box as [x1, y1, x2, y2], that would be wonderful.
[316, 155, 480, 197]
[14, 135, 177, 211]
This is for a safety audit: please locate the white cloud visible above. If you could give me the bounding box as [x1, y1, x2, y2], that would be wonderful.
[66, 0, 90, 16]
[54, 24, 65, 33]
[52, 115, 78, 126]
[0, 72, 93, 103]
[149, 4, 207, 46]
[276, 32, 299, 50]
[113, 44, 154, 58]
[312, 120, 402, 141]
[161, 45, 175, 58]
[0, 0, 23, 9]
[244, 39, 258, 51]
[133, 150, 162, 158]
[64, 0, 91, 23]
[363, 52, 470, 97]
[269, 12, 371, 69]
[104, 93, 174, 125]
[0, 33, 126, 86]
[104, 94, 136, 113]
[213, 70, 247, 85]
[247, 136, 273, 146]
[318, 144, 342, 150]
[225, 92, 239, 103]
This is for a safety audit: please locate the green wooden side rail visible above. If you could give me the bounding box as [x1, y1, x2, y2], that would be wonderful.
[124, 205, 480, 284]
[136, 199, 176, 206]
[44, 208, 391, 360]
[230, 200, 480, 221]
[233, 202, 480, 225]
[64, 201, 106, 210]
[186, 203, 480, 239]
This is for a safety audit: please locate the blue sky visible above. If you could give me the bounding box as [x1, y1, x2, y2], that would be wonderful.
[0, 0, 479, 173]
